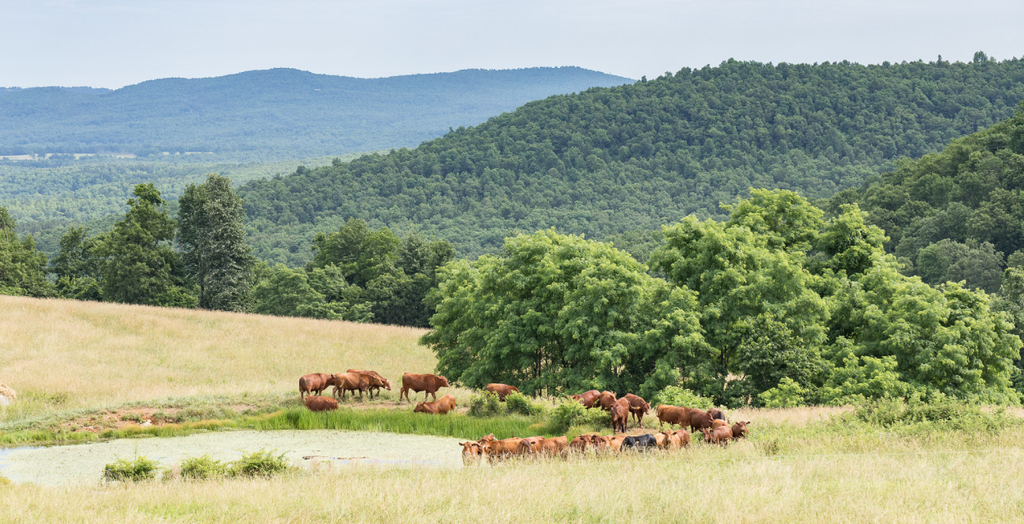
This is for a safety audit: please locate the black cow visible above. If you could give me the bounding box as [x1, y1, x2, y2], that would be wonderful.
[621, 434, 658, 450]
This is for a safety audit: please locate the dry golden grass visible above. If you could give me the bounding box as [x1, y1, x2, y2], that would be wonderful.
[2, 435, 1022, 523]
[0, 295, 433, 411]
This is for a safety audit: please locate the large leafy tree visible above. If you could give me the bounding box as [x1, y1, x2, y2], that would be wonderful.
[50, 226, 103, 301]
[99, 184, 194, 307]
[0, 206, 53, 297]
[422, 229, 708, 397]
[177, 173, 255, 311]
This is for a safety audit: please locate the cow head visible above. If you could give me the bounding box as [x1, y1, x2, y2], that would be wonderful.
[382, 378, 392, 391]
[439, 375, 450, 387]
[478, 433, 496, 443]
[414, 402, 426, 413]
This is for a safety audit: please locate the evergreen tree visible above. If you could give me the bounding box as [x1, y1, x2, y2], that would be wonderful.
[99, 184, 194, 307]
[177, 174, 255, 311]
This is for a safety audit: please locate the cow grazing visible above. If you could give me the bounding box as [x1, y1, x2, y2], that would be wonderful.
[299, 373, 331, 399]
[537, 436, 569, 456]
[611, 398, 630, 433]
[330, 372, 370, 399]
[688, 408, 714, 434]
[674, 429, 692, 448]
[400, 373, 450, 402]
[571, 390, 601, 409]
[485, 383, 520, 401]
[708, 425, 733, 446]
[597, 391, 618, 411]
[622, 434, 658, 450]
[304, 395, 339, 412]
[656, 405, 691, 430]
[707, 407, 726, 420]
[732, 421, 750, 440]
[347, 369, 392, 399]
[622, 393, 651, 428]
[413, 394, 457, 415]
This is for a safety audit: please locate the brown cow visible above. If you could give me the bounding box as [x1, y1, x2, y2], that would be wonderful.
[521, 436, 545, 454]
[711, 419, 730, 430]
[622, 393, 650, 428]
[485, 383, 520, 401]
[597, 391, 618, 411]
[400, 373, 450, 402]
[732, 421, 750, 440]
[304, 395, 339, 412]
[706, 425, 732, 446]
[571, 390, 601, 409]
[482, 437, 532, 460]
[611, 398, 630, 433]
[459, 441, 485, 464]
[570, 434, 597, 452]
[347, 369, 392, 399]
[413, 394, 457, 415]
[299, 373, 331, 399]
[330, 372, 369, 399]
[656, 405, 691, 430]
[688, 408, 714, 434]
[674, 429, 692, 448]
[537, 436, 569, 456]
[657, 431, 683, 449]
[707, 407, 726, 421]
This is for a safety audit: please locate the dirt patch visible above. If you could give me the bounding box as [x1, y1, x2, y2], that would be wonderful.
[0, 430, 464, 487]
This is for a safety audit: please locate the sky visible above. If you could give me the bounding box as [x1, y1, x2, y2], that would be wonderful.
[4, 0, 1023, 89]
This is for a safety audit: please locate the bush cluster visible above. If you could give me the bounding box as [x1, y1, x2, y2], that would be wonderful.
[103, 456, 157, 482]
[850, 397, 1021, 431]
[104, 449, 291, 483]
[468, 392, 547, 417]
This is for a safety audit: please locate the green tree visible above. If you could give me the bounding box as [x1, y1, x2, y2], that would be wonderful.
[99, 184, 194, 307]
[178, 174, 255, 311]
[50, 226, 103, 301]
[422, 229, 708, 397]
[0, 206, 53, 297]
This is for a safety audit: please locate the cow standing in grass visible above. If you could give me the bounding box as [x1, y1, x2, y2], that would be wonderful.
[299, 373, 331, 399]
[400, 373, 449, 402]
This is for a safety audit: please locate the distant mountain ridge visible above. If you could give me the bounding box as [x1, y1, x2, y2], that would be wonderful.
[0, 67, 634, 160]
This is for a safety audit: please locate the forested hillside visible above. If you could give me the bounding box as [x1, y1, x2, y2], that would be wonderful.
[832, 104, 1024, 292]
[239, 56, 1024, 265]
[0, 67, 632, 159]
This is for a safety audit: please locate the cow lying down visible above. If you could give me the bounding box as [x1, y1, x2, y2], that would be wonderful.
[414, 394, 457, 415]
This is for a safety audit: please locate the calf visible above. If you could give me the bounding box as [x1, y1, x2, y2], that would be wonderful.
[711, 419, 730, 430]
[611, 397, 630, 433]
[707, 425, 733, 446]
[304, 395, 339, 412]
[597, 391, 618, 411]
[656, 405, 691, 430]
[413, 394, 457, 415]
[674, 429, 691, 448]
[485, 383, 520, 401]
[537, 436, 569, 456]
[400, 373, 450, 402]
[732, 421, 750, 440]
[459, 441, 485, 465]
[482, 437, 533, 460]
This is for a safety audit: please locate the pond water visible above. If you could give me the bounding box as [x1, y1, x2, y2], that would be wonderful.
[0, 430, 464, 487]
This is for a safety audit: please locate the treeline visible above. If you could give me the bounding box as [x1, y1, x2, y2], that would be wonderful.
[423, 190, 1023, 406]
[239, 55, 1024, 266]
[832, 102, 1024, 293]
[1, 176, 453, 327]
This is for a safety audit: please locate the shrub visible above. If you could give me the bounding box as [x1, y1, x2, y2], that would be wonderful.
[228, 449, 290, 478]
[505, 392, 546, 417]
[180, 455, 229, 480]
[468, 392, 506, 417]
[851, 397, 1021, 431]
[653, 386, 715, 410]
[545, 399, 611, 434]
[103, 455, 157, 482]
[758, 378, 806, 408]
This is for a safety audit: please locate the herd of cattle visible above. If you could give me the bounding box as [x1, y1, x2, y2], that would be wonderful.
[297, 372, 752, 460]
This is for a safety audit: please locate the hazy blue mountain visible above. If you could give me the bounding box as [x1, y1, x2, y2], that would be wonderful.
[0, 67, 633, 160]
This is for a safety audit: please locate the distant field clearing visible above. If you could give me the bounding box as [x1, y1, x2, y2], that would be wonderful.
[0, 296, 433, 409]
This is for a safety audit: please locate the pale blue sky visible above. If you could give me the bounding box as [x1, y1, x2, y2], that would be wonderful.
[4, 0, 1023, 88]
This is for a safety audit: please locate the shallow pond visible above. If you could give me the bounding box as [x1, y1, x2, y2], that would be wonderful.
[0, 430, 464, 487]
